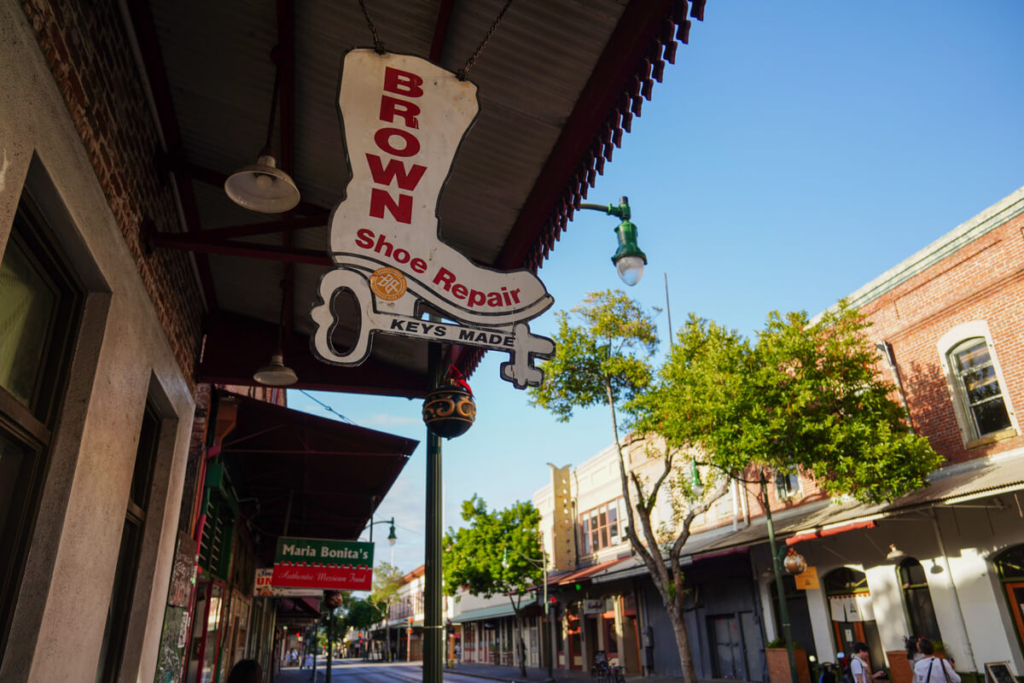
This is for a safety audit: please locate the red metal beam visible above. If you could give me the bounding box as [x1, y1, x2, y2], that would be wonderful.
[199, 313, 429, 398]
[277, 0, 297, 334]
[495, 0, 674, 271]
[429, 0, 456, 63]
[126, 0, 218, 309]
[149, 235, 332, 267]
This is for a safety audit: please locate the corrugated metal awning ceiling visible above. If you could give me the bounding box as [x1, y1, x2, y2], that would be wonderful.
[140, 0, 702, 395]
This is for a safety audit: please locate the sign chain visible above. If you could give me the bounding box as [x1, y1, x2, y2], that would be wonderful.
[458, 0, 515, 80]
[357, 0, 386, 54]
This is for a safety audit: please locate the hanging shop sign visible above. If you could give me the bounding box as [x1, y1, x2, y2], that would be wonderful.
[272, 537, 374, 591]
[794, 565, 819, 590]
[310, 49, 555, 389]
[254, 568, 324, 597]
[583, 599, 605, 616]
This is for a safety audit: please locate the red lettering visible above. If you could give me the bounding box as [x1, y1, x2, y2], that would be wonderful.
[379, 95, 420, 129]
[374, 128, 421, 157]
[365, 154, 427, 191]
[510, 289, 521, 304]
[452, 284, 468, 300]
[468, 290, 486, 308]
[370, 188, 413, 224]
[410, 258, 427, 274]
[355, 228, 375, 249]
[384, 67, 424, 98]
[374, 232, 394, 258]
[433, 268, 456, 291]
[393, 249, 410, 264]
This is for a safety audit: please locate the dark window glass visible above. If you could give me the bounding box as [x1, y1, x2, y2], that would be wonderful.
[0, 199, 82, 663]
[0, 238, 57, 406]
[995, 545, 1024, 581]
[950, 338, 1012, 437]
[898, 559, 940, 641]
[95, 404, 161, 682]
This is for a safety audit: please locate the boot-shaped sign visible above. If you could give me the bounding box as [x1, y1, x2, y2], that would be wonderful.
[311, 49, 555, 388]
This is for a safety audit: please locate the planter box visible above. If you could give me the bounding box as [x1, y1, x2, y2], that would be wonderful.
[887, 651, 916, 683]
[767, 648, 811, 683]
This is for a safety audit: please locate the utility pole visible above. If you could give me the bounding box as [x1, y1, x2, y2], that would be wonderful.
[424, 318, 445, 683]
[761, 470, 798, 683]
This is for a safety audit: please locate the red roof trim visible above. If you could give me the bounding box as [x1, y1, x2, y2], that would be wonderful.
[458, 0, 705, 377]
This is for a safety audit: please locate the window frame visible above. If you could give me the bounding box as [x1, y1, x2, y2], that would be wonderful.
[578, 498, 627, 556]
[0, 198, 84, 662]
[938, 321, 1018, 447]
[774, 470, 802, 500]
[896, 557, 941, 641]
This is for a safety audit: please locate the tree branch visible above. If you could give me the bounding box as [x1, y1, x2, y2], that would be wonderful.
[670, 478, 731, 561]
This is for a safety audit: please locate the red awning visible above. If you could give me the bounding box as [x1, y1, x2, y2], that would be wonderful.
[216, 390, 418, 542]
[785, 520, 878, 546]
[556, 556, 631, 586]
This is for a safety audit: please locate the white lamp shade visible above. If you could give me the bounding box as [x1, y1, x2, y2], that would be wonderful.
[616, 255, 645, 286]
[225, 154, 301, 214]
[253, 353, 298, 386]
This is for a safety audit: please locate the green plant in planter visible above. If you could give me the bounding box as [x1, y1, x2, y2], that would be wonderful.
[767, 638, 803, 649]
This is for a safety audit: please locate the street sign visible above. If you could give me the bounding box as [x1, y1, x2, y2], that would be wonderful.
[309, 49, 555, 389]
[272, 537, 374, 591]
[254, 568, 323, 597]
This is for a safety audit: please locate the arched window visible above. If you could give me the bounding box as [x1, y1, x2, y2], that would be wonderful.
[994, 545, 1024, 654]
[897, 558, 940, 640]
[938, 322, 1017, 445]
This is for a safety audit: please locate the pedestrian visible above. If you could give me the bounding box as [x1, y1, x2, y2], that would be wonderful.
[850, 643, 886, 683]
[906, 637, 925, 668]
[226, 659, 264, 683]
[914, 639, 960, 683]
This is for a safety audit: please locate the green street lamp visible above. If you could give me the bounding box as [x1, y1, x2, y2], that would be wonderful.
[579, 196, 648, 286]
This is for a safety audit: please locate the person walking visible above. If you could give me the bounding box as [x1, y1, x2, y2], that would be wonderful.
[851, 643, 886, 683]
[913, 639, 960, 683]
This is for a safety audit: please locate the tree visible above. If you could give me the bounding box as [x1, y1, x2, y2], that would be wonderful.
[530, 290, 731, 683]
[443, 495, 543, 677]
[531, 292, 941, 683]
[369, 562, 405, 661]
[346, 598, 383, 659]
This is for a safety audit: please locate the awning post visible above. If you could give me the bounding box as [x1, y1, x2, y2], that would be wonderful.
[424, 316, 445, 683]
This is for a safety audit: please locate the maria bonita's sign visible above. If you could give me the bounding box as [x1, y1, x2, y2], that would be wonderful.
[310, 49, 555, 388]
[272, 537, 374, 591]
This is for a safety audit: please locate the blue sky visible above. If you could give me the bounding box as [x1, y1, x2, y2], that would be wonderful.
[287, 1, 1024, 574]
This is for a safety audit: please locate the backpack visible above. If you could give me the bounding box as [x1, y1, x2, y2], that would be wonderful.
[842, 664, 857, 683]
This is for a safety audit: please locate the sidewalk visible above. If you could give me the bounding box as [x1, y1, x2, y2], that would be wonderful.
[447, 662, 596, 683]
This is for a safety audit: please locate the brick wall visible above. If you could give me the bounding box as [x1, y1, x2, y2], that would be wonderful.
[21, 0, 203, 391]
[861, 211, 1024, 465]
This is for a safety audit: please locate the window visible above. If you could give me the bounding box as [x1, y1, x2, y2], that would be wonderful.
[0, 199, 83, 661]
[579, 499, 628, 555]
[95, 402, 161, 682]
[939, 322, 1017, 445]
[897, 558, 940, 641]
[948, 338, 1012, 438]
[774, 470, 801, 499]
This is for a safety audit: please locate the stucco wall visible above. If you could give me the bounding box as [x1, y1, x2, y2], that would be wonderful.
[0, 2, 195, 680]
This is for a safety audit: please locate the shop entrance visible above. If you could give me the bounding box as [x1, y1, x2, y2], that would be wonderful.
[995, 544, 1024, 656]
[186, 579, 228, 683]
[824, 568, 884, 671]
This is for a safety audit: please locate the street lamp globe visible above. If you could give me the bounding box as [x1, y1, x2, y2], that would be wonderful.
[615, 255, 645, 286]
[388, 524, 397, 547]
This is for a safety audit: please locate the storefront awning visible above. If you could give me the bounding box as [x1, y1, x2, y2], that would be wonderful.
[555, 556, 631, 586]
[452, 603, 517, 624]
[216, 390, 418, 542]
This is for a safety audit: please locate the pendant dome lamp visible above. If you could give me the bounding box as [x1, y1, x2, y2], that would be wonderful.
[225, 57, 301, 214]
[254, 281, 298, 387]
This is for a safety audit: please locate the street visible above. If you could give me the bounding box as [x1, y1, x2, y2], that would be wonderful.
[273, 661, 504, 683]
